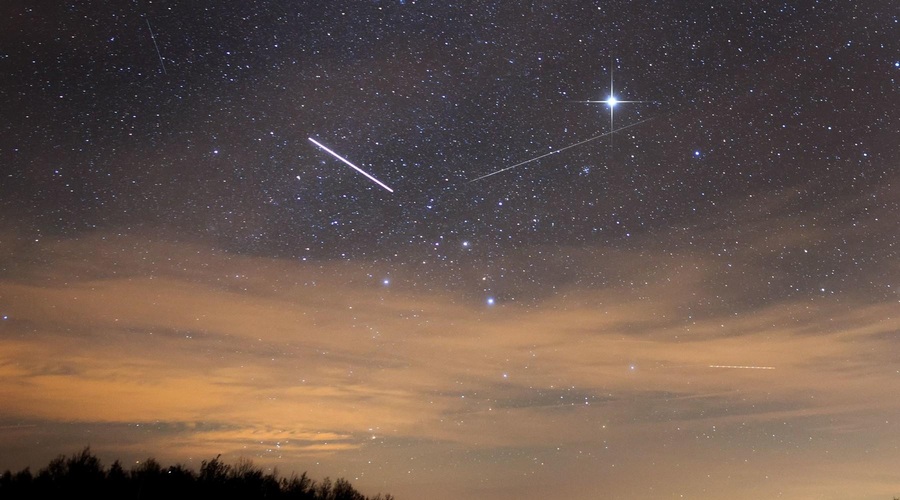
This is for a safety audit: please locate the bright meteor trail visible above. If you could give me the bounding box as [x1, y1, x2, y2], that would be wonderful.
[308, 137, 394, 193]
[467, 117, 653, 183]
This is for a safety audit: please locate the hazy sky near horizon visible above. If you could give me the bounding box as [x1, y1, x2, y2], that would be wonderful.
[1, 1, 899, 499]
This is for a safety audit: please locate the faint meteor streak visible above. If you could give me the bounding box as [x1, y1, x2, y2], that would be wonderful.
[145, 19, 167, 75]
[308, 137, 394, 193]
[709, 365, 776, 370]
[467, 117, 653, 183]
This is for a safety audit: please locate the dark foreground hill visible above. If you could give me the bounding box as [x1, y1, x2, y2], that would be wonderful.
[0, 447, 393, 500]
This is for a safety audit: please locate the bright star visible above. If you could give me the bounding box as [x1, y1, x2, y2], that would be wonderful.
[575, 58, 647, 142]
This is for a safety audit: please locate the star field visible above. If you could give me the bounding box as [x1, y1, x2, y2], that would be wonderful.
[1, 2, 899, 499]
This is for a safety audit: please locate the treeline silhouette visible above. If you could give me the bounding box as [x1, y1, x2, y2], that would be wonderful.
[0, 447, 394, 500]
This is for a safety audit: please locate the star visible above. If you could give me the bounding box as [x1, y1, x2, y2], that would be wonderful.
[577, 58, 646, 142]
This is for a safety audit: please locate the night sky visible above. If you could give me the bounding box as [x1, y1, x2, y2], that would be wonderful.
[2, 1, 899, 498]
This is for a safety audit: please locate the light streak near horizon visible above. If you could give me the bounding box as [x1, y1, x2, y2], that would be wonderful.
[308, 138, 394, 193]
[467, 117, 653, 183]
[709, 365, 776, 370]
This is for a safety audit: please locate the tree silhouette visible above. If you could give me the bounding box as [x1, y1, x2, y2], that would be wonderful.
[0, 447, 392, 500]
[32, 447, 106, 497]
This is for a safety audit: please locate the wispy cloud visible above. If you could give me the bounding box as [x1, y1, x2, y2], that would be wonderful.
[1, 180, 898, 499]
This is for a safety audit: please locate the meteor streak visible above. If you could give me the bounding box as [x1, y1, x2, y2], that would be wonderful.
[467, 117, 653, 183]
[145, 19, 166, 75]
[308, 138, 394, 193]
[709, 365, 776, 370]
